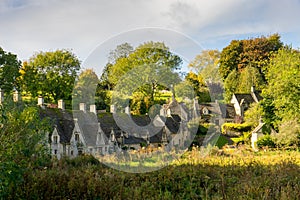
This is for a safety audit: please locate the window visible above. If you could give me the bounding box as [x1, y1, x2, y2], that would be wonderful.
[54, 149, 57, 155]
[203, 108, 209, 115]
[53, 136, 58, 144]
[71, 150, 73, 156]
[75, 133, 79, 142]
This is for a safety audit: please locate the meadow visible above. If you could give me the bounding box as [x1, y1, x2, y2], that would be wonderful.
[7, 147, 300, 200]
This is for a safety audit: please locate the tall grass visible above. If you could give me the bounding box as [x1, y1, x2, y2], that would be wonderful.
[8, 149, 300, 200]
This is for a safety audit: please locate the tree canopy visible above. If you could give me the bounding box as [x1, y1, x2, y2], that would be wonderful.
[73, 69, 99, 107]
[101, 41, 182, 113]
[219, 34, 283, 80]
[261, 48, 300, 127]
[188, 49, 221, 82]
[0, 47, 21, 93]
[20, 50, 80, 103]
[219, 34, 283, 102]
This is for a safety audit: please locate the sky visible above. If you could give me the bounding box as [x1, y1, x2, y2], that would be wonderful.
[1, 0, 300, 75]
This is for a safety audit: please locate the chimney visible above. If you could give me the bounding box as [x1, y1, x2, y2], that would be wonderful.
[79, 103, 86, 113]
[90, 104, 97, 115]
[110, 104, 116, 114]
[251, 86, 255, 93]
[58, 99, 65, 110]
[125, 106, 130, 115]
[13, 90, 20, 102]
[0, 89, 4, 104]
[37, 96, 44, 108]
[160, 107, 165, 116]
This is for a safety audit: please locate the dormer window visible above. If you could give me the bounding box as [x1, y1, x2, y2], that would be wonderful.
[75, 133, 79, 142]
[53, 136, 58, 144]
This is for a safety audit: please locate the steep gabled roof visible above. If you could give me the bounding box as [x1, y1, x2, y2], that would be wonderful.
[40, 108, 74, 143]
[199, 103, 221, 115]
[234, 94, 256, 105]
[219, 103, 236, 119]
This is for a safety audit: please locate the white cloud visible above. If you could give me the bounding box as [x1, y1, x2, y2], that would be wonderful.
[0, 0, 300, 63]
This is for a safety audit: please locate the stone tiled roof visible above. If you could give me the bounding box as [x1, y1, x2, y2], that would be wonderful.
[234, 94, 256, 105]
[219, 103, 236, 119]
[43, 108, 182, 146]
[39, 108, 74, 144]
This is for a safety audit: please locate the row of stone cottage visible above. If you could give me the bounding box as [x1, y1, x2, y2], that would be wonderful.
[41, 96, 195, 159]
[0, 86, 264, 158]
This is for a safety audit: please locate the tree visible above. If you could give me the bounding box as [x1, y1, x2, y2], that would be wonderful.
[188, 49, 221, 82]
[262, 48, 300, 128]
[219, 34, 283, 80]
[0, 47, 21, 93]
[184, 72, 210, 102]
[108, 42, 134, 64]
[107, 41, 182, 113]
[20, 50, 80, 103]
[73, 69, 99, 106]
[0, 100, 50, 198]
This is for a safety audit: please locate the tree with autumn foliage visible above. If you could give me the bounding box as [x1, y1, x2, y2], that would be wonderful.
[219, 34, 283, 101]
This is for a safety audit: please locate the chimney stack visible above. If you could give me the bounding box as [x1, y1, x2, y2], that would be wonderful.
[58, 99, 65, 110]
[37, 96, 44, 108]
[125, 106, 130, 115]
[110, 104, 116, 114]
[13, 90, 20, 102]
[79, 103, 86, 113]
[90, 104, 97, 115]
[0, 89, 3, 104]
[251, 86, 255, 93]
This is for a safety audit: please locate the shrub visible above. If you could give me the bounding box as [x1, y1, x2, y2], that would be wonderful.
[257, 135, 276, 148]
[221, 123, 252, 135]
[273, 119, 300, 147]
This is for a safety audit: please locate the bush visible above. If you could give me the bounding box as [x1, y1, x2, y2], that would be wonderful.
[257, 135, 276, 148]
[221, 123, 252, 135]
[273, 119, 300, 147]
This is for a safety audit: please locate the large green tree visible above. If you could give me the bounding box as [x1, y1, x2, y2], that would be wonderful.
[262, 48, 300, 128]
[107, 42, 182, 113]
[0, 100, 50, 198]
[20, 50, 80, 102]
[219, 34, 283, 102]
[0, 47, 21, 93]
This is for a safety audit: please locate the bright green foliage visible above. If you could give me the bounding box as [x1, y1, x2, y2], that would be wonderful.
[257, 134, 276, 148]
[73, 69, 99, 107]
[0, 47, 21, 93]
[108, 41, 182, 89]
[244, 103, 264, 127]
[0, 100, 50, 198]
[262, 48, 300, 125]
[221, 123, 253, 135]
[224, 66, 265, 102]
[107, 42, 182, 113]
[184, 72, 211, 102]
[189, 49, 221, 82]
[20, 50, 80, 103]
[220, 34, 283, 102]
[224, 69, 239, 102]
